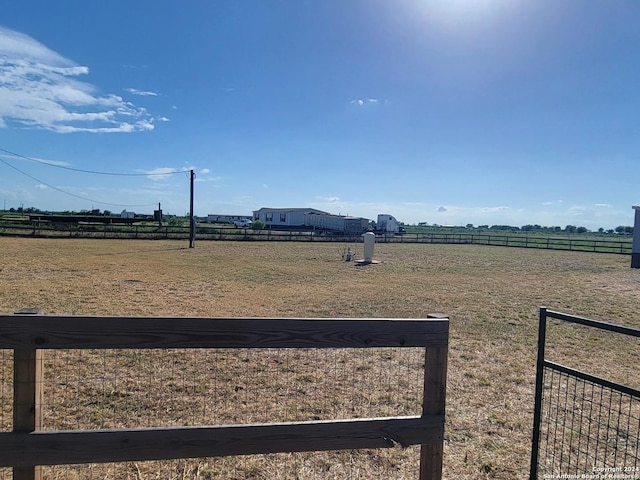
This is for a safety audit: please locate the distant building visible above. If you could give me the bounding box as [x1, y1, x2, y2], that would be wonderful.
[121, 210, 135, 219]
[207, 214, 252, 224]
[252, 207, 328, 227]
[304, 212, 369, 233]
[252, 207, 369, 232]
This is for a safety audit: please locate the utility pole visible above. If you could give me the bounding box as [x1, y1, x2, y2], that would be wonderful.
[189, 169, 195, 248]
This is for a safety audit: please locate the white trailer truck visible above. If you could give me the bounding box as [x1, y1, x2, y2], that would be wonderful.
[375, 214, 405, 234]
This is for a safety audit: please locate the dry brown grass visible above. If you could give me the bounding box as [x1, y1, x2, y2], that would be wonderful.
[1, 237, 639, 479]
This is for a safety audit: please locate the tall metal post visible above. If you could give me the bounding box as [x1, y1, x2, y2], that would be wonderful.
[632, 205, 640, 268]
[189, 170, 195, 248]
[529, 307, 548, 479]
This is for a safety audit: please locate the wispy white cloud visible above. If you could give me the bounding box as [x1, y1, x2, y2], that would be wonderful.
[433, 204, 518, 221]
[157, 116, 171, 122]
[125, 88, 158, 97]
[567, 206, 586, 215]
[316, 195, 340, 203]
[197, 168, 223, 184]
[145, 167, 179, 181]
[0, 26, 155, 133]
[478, 206, 511, 213]
[350, 98, 379, 107]
[0, 152, 71, 167]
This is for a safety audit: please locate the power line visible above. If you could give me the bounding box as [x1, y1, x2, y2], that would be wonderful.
[0, 156, 157, 208]
[0, 146, 189, 177]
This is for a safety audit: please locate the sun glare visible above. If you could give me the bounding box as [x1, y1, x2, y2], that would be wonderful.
[413, 0, 520, 32]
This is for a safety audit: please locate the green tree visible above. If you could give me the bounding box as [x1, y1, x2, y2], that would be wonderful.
[614, 226, 634, 234]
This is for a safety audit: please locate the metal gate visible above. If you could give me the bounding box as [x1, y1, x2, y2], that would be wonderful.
[530, 308, 640, 479]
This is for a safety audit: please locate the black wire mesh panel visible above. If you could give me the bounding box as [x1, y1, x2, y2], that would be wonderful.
[537, 367, 640, 476]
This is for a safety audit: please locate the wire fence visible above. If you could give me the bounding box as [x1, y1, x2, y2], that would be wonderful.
[0, 219, 632, 254]
[537, 367, 640, 476]
[1, 347, 425, 479]
[0, 314, 447, 479]
[531, 309, 640, 479]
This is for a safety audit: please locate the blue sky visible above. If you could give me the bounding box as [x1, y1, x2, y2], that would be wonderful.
[0, 1, 638, 229]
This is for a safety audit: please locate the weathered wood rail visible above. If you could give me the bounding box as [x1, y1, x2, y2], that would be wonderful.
[0, 310, 449, 480]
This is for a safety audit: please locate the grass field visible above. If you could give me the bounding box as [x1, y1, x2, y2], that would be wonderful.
[1, 237, 639, 479]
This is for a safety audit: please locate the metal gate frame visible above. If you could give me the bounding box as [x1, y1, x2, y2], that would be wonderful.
[530, 308, 640, 479]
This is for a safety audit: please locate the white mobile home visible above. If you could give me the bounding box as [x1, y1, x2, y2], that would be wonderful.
[253, 207, 328, 227]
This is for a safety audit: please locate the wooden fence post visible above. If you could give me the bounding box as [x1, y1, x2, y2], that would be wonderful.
[420, 313, 448, 480]
[13, 308, 44, 480]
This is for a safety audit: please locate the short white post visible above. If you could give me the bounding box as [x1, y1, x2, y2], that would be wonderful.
[363, 232, 375, 263]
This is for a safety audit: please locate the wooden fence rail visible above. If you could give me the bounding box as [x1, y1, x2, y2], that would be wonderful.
[0, 310, 449, 480]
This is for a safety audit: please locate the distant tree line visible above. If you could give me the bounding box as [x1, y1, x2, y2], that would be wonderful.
[412, 223, 634, 235]
[3, 206, 114, 216]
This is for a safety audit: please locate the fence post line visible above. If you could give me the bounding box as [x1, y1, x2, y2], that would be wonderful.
[13, 308, 44, 480]
[420, 313, 448, 480]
